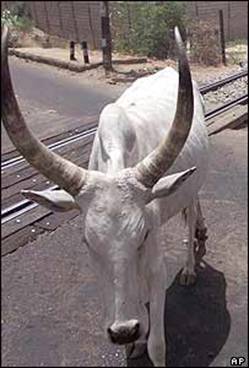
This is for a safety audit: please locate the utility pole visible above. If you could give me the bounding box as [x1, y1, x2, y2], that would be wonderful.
[100, 1, 113, 73]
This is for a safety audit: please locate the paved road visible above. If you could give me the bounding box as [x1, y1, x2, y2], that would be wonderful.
[1, 119, 247, 366]
[2, 57, 126, 154]
[9, 57, 125, 118]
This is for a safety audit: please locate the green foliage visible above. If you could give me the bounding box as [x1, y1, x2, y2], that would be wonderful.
[112, 2, 186, 59]
[2, 9, 17, 27]
[1, 8, 33, 32]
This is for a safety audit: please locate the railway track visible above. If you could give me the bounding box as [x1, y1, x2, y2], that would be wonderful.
[1, 69, 247, 172]
[1, 125, 97, 170]
[205, 93, 248, 121]
[199, 70, 247, 94]
[1, 71, 248, 256]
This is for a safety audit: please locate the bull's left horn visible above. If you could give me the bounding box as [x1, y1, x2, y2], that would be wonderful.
[135, 26, 194, 188]
[1, 25, 88, 196]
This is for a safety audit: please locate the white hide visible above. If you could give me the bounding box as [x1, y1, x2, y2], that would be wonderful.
[20, 67, 208, 367]
[89, 67, 209, 221]
[3, 22, 208, 366]
[83, 67, 208, 365]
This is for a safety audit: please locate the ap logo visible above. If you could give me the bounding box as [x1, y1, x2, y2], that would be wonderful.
[230, 357, 246, 366]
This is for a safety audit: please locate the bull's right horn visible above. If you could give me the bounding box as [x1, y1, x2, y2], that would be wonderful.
[135, 26, 194, 188]
[1, 25, 88, 196]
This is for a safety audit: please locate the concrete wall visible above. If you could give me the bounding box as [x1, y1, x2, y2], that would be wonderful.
[187, 1, 248, 41]
[2, 1, 248, 47]
[2, 1, 102, 49]
[29, 1, 102, 49]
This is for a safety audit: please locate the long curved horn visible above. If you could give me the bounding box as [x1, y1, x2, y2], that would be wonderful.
[135, 27, 194, 188]
[1, 26, 87, 196]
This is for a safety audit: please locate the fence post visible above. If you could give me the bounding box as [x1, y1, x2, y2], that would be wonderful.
[101, 1, 113, 73]
[81, 41, 90, 64]
[70, 41, 77, 61]
[219, 9, 227, 66]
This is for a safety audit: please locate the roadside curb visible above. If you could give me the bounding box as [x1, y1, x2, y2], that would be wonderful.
[9, 49, 147, 72]
[9, 48, 102, 72]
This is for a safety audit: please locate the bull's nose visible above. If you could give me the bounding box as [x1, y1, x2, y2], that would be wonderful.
[107, 319, 140, 344]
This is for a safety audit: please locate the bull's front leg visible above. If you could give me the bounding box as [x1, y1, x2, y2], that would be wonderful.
[147, 260, 166, 367]
[179, 200, 197, 286]
[194, 199, 208, 264]
[180, 198, 208, 286]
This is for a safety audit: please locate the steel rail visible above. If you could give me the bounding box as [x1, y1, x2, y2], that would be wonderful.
[1, 185, 58, 224]
[2, 201, 38, 225]
[205, 94, 248, 122]
[1, 125, 97, 170]
[199, 70, 247, 94]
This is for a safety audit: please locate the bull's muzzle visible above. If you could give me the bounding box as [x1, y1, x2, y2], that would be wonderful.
[107, 319, 140, 345]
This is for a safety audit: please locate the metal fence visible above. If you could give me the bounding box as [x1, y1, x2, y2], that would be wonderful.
[186, 1, 248, 41]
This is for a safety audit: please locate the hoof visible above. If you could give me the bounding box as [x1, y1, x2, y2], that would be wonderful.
[179, 268, 197, 286]
[125, 341, 147, 359]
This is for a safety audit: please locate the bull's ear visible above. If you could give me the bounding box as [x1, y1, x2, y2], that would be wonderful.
[149, 167, 197, 201]
[21, 189, 80, 212]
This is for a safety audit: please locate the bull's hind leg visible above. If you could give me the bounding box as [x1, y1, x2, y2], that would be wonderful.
[179, 197, 208, 285]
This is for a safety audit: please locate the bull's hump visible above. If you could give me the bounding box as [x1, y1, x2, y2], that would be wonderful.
[117, 67, 179, 104]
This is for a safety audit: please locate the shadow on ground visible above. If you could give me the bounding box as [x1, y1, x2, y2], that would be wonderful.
[127, 261, 231, 367]
[109, 67, 163, 84]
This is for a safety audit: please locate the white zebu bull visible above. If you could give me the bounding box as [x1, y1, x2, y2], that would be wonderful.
[2, 26, 208, 366]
